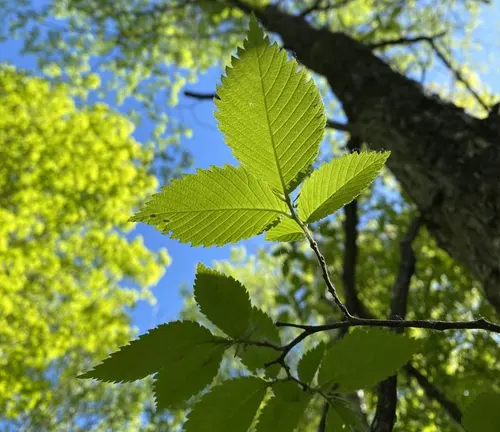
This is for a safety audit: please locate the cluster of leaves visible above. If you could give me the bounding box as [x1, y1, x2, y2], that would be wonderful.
[81, 264, 421, 431]
[0, 65, 170, 429]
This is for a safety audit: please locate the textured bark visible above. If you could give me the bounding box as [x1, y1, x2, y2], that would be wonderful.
[246, 3, 500, 313]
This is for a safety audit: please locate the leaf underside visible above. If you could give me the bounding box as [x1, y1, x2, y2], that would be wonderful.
[298, 151, 390, 223]
[216, 16, 325, 195]
[265, 217, 304, 242]
[131, 165, 287, 246]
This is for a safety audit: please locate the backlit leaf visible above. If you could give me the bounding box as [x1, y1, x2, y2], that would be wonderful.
[298, 151, 390, 223]
[265, 217, 304, 242]
[216, 16, 325, 194]
[131, 165, 288, 246]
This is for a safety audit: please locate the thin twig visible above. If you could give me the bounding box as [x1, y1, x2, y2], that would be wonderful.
[428, 40, 489, 111]
[367, 31, 446, 50]
[292, 213, 354, 320]
[326, 119, 352, 132]
[184, 90, 218, 100]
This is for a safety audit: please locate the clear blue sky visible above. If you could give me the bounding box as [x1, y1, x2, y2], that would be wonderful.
[1, 2, 499, 334]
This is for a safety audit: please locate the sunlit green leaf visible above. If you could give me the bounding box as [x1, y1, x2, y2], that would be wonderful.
[265, 217, 304, 242]
[131, 165, 288, 246]
[298, 151, 390, 223]
[216, 16, 325, 194]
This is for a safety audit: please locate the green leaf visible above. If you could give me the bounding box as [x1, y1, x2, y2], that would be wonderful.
[256, 381, 311, 432]
[216, 16, 325, 194]
[326, 399, 367, 432]
[298, 342, 325, 384]
[184, 377, 268, 432]
[318, 328, 419, 393]
[78, 321, 224, 383]
[463, 392, 500, 432]
[298, 151, 390, 223]
[194, 264, 252, 339]
[239, 307, 282, 378]
[153, 342, 225, 410]
[131, 165, 288, 246]
[265, 217, 304, 242]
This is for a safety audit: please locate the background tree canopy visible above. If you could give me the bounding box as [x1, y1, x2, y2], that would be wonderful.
[0, 0, 499, 431]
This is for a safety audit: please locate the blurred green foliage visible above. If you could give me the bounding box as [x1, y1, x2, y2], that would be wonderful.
[0, 66, 172, 430]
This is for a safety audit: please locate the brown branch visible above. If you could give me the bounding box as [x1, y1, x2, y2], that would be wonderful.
[275, 316, 500, 334]
[183, 90, 218, 100]
[341, 137, 372, 320]
[372, 216, 421, 432]
[291, 214, 354, 320]
[367, 31, 446, 50]
[317, 402, 329, 432]
[326, 119, 352, 132]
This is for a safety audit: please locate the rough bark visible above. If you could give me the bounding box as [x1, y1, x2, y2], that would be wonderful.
[239, 2, 500, 313]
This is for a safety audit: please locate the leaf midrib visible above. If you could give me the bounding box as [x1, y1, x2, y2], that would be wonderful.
[159, 208, 289, 215]
[255, 41, 287, 196]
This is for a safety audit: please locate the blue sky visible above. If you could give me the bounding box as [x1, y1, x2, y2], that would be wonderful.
[1, 2, 499, 334]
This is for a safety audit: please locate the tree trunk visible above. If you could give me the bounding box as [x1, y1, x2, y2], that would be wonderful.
[248, 4, 500, 313]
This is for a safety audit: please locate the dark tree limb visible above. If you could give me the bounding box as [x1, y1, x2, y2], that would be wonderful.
[367, 31, 446, 50]
[371, 216, 421, 432]
[228, 0, 500, 314]
[341, 136, 372, 320]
